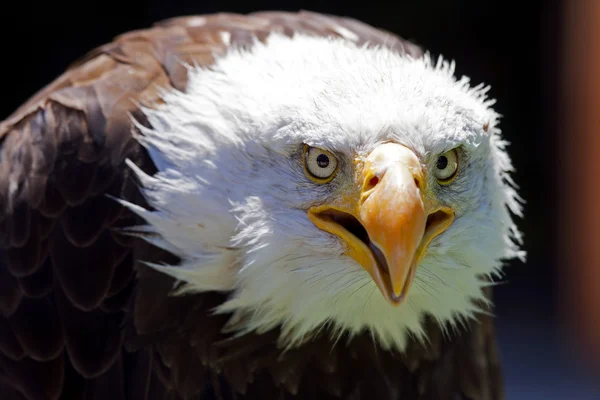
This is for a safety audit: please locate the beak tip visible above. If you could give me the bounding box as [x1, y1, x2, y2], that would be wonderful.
[388, 292, 404, 307]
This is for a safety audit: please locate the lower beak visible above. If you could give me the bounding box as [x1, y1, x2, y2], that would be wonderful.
[308, 143, 454, 306]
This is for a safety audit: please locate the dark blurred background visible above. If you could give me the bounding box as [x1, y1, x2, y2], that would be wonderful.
[2, 0, 598, 398]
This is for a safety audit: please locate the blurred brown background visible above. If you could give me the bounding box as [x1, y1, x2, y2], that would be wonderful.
[1, 0, 598, 398]
[562, 0, 600, 370]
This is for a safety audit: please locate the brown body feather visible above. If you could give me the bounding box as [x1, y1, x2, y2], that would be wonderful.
[0, 11, 503, 400]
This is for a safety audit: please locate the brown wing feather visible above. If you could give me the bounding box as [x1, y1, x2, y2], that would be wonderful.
[0, 10, 501, 400]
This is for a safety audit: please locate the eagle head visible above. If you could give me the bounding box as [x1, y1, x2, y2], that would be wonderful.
[121, 33, 524, 351]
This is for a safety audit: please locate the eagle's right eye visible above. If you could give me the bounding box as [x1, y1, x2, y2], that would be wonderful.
[303, 145, 339, 183]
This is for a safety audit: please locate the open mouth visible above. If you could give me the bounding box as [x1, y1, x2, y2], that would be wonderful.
[318, 210, 370, 248]
[314, 208, 451, 301]
[315, 209, 396, 294]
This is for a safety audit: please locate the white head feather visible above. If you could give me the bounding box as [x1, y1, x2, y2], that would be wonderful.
[119, 33, 524, 351]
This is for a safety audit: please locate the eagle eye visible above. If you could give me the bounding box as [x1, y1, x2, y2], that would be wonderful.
[434, 148, 459, 184]
[303, 145, 339, 183]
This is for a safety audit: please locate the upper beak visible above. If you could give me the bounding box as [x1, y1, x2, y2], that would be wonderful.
[308, 142, 454, 306]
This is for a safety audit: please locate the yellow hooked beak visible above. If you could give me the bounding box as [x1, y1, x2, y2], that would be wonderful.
[308, 143, 454, 306]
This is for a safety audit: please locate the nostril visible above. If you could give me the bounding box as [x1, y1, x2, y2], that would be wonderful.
[369, 176, 379, 188]
[361, 175, 381, 204]
[414, 178, 420, 189]
[363, 175, 380, 193]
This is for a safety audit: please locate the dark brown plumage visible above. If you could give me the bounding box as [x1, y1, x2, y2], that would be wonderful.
[0, 11, 503, 400]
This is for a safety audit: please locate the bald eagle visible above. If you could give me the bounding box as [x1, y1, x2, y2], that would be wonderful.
[0, 10, 523, 400]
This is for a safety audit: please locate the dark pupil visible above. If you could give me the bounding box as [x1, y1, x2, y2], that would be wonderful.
[437, 156, 448, 170]
[316, 154, 330, 168]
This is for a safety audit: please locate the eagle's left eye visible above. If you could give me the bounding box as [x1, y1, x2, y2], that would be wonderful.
[434, 148, 459, 183]
[303, 145, 339, 183]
